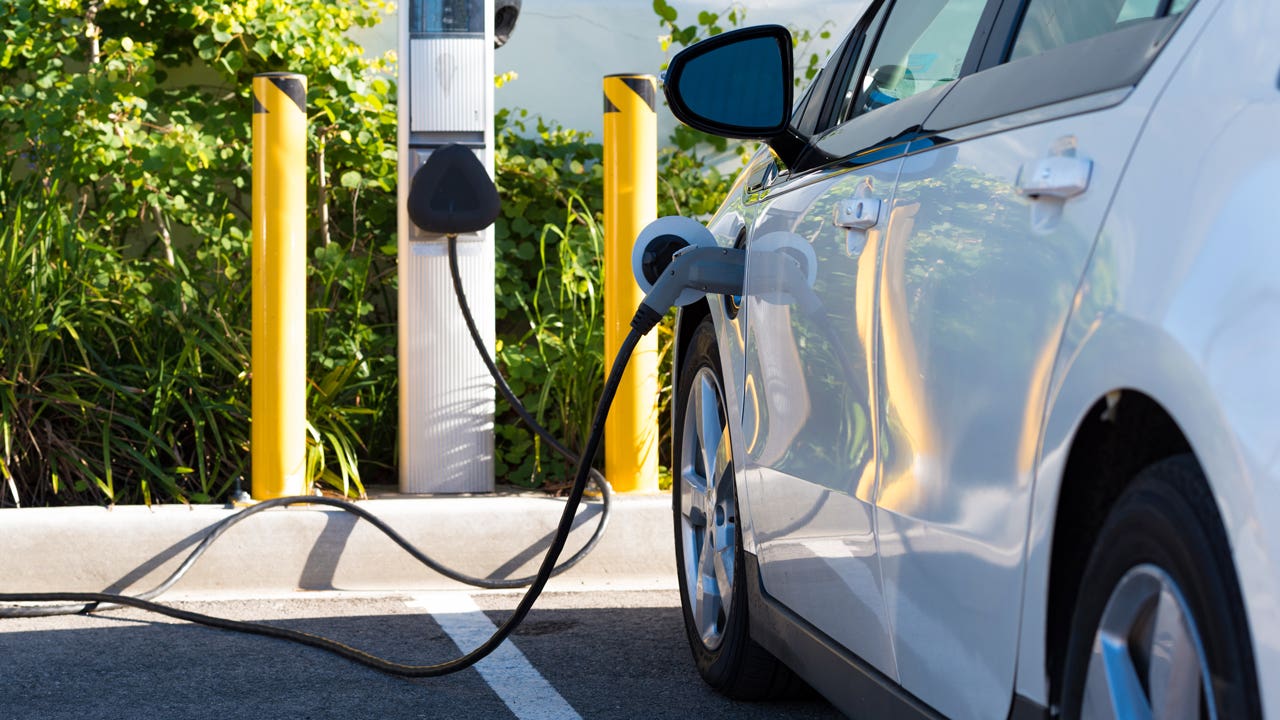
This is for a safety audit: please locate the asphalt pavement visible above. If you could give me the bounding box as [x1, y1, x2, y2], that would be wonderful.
[0, 588, 841, 719]
[1, 491, 838, 718]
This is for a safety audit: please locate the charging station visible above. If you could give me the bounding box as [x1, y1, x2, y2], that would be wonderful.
[397, 0, 502, 493]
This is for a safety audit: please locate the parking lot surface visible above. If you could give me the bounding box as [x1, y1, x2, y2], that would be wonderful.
[1, 587, 839, 719]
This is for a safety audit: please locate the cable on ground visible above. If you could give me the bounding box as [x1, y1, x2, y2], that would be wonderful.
[0, 327, 645, 677]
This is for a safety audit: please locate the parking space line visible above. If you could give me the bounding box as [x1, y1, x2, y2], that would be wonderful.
[406, 592, 582, 720]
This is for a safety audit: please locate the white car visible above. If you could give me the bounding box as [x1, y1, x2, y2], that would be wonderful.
[659, 0, 1278, 717]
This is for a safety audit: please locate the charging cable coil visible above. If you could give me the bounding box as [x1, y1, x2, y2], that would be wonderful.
[1, 146, 746, 678]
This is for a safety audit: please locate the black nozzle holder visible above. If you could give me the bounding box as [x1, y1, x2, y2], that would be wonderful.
[631, 245, 747, 334]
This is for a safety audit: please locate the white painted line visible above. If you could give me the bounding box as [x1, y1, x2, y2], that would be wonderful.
[407, 592, 582, 720]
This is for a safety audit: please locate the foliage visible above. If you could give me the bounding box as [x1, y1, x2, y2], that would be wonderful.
[0, 0, 397, 505]
[490, 108, 735, 486]
[0, 171, 250, 506]
[491, 111, 606, 485]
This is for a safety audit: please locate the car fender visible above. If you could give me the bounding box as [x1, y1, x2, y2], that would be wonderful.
[1016, 99, 1280, 711]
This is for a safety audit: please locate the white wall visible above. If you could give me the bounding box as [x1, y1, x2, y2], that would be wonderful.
[357, 1, 851, 141]
[495, 0, 848, 140]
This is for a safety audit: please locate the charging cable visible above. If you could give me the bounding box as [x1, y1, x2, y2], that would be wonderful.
[1, 136, 749, 677]
[0, 327, 642, 677]
[446, 232, 613, 575]
[0, 234, 746, 679]
[0, 233, 614, 618]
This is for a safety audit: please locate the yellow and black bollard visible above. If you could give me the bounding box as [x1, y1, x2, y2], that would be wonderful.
[603, 74, 659, 494]
[251, 72, 308, 499]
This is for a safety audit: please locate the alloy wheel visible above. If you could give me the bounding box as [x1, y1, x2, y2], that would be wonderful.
[1082, 564, 1217, 720]
[678, 365, 737, 650]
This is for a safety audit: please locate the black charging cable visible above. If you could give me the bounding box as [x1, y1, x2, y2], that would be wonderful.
[1, 234, 614, 612]
[0, 154, 731, 674]
[0, 132, 742, 676]
[0, 324, 648, 676]
[445, 233, 613, 574]
[0, 235, 635, 677]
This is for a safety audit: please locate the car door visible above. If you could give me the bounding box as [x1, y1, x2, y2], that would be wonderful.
[740, 0, 992, 681]
[871, 1, 1198, 718]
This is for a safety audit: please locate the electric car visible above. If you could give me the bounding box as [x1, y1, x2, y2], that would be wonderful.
[659, 0, 1279, 717]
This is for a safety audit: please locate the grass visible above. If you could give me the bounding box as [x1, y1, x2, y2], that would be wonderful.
[0, 166, 383, 507]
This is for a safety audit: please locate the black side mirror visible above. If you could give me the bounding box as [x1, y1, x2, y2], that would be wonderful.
[407, 144, 500, 236]
[663, 25, 802, 164]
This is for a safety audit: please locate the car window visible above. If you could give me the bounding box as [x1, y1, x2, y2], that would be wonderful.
[827, 1, 890, 128]
[830, 0, 988, 125]
[1010, 0, 1193, 61]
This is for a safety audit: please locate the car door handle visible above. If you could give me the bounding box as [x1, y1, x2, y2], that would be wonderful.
[1016, 156, 1092, 199]
[833, 198, 881, 230]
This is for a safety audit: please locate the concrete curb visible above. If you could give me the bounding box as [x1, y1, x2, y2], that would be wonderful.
[0, 493, 676, 597]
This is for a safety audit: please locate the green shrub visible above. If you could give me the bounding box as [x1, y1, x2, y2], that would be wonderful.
[0, 170, 250, 506]
[0, 0, 397, 505]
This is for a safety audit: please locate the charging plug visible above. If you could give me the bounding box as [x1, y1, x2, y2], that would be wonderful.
[631, 244, 746, 334]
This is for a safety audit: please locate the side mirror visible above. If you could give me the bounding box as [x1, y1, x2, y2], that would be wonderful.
[663, 25, 801, 163]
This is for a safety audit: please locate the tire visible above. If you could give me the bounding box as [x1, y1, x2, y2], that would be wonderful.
[1060, 455, 1261, 719]
[672, 316, 798, 699]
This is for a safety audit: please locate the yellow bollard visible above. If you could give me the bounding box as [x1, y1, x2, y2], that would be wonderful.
[603, 74, 659, 494]
[251, 72, 308, 499]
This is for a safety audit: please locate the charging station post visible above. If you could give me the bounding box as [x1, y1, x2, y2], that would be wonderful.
[250, 72, 308, 500]
[397, 1, 499, 493]
[603, 74, 659, 494]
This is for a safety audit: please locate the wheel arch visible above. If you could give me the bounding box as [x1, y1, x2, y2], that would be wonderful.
[1015, 312, 1272, 710]
[1040, 389, 1193, 710]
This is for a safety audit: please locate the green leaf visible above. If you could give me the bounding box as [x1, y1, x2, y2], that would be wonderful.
[653, 0, 678, 23]
[339, 170, 362, 188]
[220, 51, 244, 73]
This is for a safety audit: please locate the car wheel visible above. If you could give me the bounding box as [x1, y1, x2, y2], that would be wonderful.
[1060, 455, 1261, 719]
[673, 315, 798, 699]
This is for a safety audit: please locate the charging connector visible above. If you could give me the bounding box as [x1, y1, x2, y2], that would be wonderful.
[628, 214, 747, 335]
[632, 245, 746, 334]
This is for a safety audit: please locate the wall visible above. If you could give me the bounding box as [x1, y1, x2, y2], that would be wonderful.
[355, 0, 851, 141]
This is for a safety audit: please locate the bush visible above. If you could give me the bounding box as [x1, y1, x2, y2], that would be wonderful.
[0, 0, 397, 505]
[0, 0, 814, 505]
[0, 170, 250, 505]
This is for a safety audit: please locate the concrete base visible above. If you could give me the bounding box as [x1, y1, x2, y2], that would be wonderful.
[0, 493, 675, 597]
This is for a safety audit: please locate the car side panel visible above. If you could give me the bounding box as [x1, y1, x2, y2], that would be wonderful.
[1020, 0, 1280, 711]
[875, 100, 1153, 719]
[742, 157, 904, 679]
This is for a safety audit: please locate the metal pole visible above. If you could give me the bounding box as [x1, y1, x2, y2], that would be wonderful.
[603, 74, 659, 494]
[251, 72, 308, 499]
